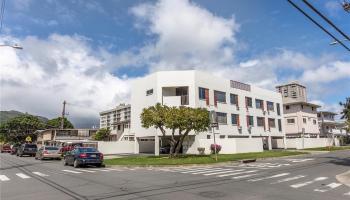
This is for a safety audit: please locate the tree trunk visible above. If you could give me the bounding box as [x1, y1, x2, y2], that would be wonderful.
[173, 130, 190, 157]
[168, 129, 176, 158]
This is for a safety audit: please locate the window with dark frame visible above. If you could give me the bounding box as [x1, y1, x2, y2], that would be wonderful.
[214, 90, 226, 103]
[199, 87, 206, 100]
[247, 115, 254, 126]
[303, 118, 307, 124]
[257, 117, 264, 127]
[216, 112, 227, 124]
[146, 89, 153, 96]
[286, 105, 290, 110]
[255, 99, 263, 109]
[268, 118, 275, 128]
[278, 119, 282, 132]
[231, 114, 239, 125]
[245, 97, 253, 107]
[267, 101, 274, 111]
[287, 118, 295, 124]
[277, 103, 281, 115]
[230, 93, 238, 105]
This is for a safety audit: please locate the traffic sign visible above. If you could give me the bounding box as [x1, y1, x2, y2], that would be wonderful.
[25, 136, 32, 142]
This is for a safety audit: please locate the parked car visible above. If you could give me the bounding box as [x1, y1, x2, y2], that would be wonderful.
[160, 146, 170, 154]
[35, 146, 61, 160]
[11, 144, 21, 155]
[17, 143, 37, 157]
[63, 147, 104, 168]
[1, 144, 11, 153]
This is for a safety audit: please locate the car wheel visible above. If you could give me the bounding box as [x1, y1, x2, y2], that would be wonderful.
[19, 154, 22, 157]
[73, 160, 79, 168]
[35, 156, 38, 160]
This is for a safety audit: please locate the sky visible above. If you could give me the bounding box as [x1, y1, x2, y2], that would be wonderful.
[0, 0, 349, 128]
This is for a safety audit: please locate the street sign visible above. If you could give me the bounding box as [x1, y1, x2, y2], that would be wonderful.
[210, 122, 219, 128]
[25, 136, 32, 142]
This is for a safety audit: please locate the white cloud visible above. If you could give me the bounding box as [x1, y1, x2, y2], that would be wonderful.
[0, 34, 132, 127]
[239, 59, 260, 68]
[324, 1, 342, 17]
[301, 61, 350, 83]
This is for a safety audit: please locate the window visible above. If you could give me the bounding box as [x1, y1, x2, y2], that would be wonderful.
[267, 101, 274, 111]
[230, 93, 238, 105]
[231, 114, 239, 125]
[245, 97, 253, 107]
[312, 107, 315, 111]
[286, 105, 290, 110]
[277, 103, 281, 115]
[146, 89, 153, 96]
[216, 112, 227, 124]
[278, 119, 282, 132]
[301, 105, 304, 109]
[255, 99, 263, 109]
[313, 119, 317, 125]
[199, 87, 206, 100]
[247, 115, 254, 126]
[257, 117, 265, 127]
[214, 90, 226, 103]
[268, 118, 275, 128]
[303, 118, 306, 124]
[207, 135, 211, 139]
[220, 135, 225, 139]
[228, 135, 235, 138]
[287, 118, 295, 124]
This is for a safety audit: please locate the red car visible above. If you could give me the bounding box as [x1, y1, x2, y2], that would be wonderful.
[1, 145, 12, 153]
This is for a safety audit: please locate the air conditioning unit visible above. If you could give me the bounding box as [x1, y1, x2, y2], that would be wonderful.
[263, 111, 266, 115]
[238, 126, 242, 130]
[236, 106, 240, 110]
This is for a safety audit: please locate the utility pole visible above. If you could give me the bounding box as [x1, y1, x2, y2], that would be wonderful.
[60, 100, 66, 129]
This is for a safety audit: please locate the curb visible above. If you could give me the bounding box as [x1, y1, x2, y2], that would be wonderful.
[336, 170, 350, 187]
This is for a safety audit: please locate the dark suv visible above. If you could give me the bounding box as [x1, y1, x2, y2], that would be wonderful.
[17, 144, 37, 157]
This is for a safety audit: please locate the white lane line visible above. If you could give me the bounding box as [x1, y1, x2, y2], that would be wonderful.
[285, 158, 314, 163]
[105, 168, 123, 171]
[270, 175, 305, 184]
[0, 175, 10, 181]
[62, 170, 82, 174]
[314, 182, 342, 192]
[191, 168, 233, 175]
[204, 169, 245, 176]
[248, 173, 290, 182]
[232, 173, 259, 179]
[16, 173, 31, 179]
[180, 168, 221, 174]
[218, 170, 257, 178]
[32, 172, 49, 177]
[89, 168, 113, 172]
[290, 177, 328, 188]
[74, 169, 96, 173]
[344, 191, 350, 196]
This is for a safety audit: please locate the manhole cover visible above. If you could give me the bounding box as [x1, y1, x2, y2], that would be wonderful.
[198, 191, 226, 198]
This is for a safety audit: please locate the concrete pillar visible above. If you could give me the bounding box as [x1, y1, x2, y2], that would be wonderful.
[154, 134, 160, 156]
[134, 138, 140, 154]
[317, 134, 320, 138]
[268, 136, 272, 150]
[283, 136, 287, 149]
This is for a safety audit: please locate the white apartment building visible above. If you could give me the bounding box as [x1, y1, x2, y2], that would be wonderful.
[131, 70, 286, 155]
[318, 111, 349, 138]
[99, 103, 133, 141]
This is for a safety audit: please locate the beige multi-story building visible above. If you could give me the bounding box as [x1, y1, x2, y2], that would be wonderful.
[276, 81, 307, 104]
[318, 111, 349, 138]
[99, 103, 133, 141]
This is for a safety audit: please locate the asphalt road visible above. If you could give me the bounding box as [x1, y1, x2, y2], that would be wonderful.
[1, 151, 349, 200]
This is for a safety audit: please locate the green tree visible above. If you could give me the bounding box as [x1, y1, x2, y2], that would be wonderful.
[141, 103, 210, 157]
[339, 97, 350, 121]
[93, 128, 111, 141]
[0, 115, 45, 143]
[46, 117, 74, 129]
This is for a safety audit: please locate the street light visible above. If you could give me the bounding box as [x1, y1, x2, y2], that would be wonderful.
[0, 44, 23, 49]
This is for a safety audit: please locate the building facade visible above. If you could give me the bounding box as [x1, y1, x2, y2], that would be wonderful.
[99, 103, 133, 141]
[131, 70, 286, 155]
[318, 111, 349, 138]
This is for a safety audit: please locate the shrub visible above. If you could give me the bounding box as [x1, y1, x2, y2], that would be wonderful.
[197, 147, 205, 155]
[210, 144, 222, 154]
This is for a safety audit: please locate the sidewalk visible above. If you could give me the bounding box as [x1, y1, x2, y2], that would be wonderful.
[336, 171, 350, 187]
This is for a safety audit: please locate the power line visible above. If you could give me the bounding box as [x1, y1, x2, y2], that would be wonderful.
[0, 0, 6, 33]
[302, 0, 350, 42]
[287, 0, 350, 52]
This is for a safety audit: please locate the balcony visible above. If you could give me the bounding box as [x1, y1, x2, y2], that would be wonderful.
[162, 86, 189, 106]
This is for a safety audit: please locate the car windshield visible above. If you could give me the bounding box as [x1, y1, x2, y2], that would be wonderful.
[45, 146, 59, 150]
[77, 148, 98, 153]
[25, 144, 37, 148]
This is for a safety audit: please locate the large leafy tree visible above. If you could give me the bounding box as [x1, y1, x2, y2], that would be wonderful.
[339, 97, 350, 121]
[46, 117, 74, 129]
[0, 115, 46, 143]
[93, 128, 111, 141]
[141, 103, 210, 157]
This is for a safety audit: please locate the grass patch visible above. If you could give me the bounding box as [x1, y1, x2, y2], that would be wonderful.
[304, 146, 350, 151]
[104, 151, 307, 166]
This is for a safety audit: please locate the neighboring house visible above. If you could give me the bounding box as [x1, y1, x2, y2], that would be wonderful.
[131, 70, 286, 155]
[276, 82, 340, 149]
[36, 129, 97, 147]
[99, 104, 133, 141]
[318, 111, 349, 138]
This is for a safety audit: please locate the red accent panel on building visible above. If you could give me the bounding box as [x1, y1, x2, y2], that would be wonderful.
[205, 89, 209, 106]
[237, 115, 240, 126]
[214, 93, 217, 107]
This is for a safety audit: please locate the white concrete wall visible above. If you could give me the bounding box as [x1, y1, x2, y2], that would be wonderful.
[284, 104, 319, 135]
[272, 138, 285, 149]
[97, 141, 134, 155]
[285, 138, 340, 149]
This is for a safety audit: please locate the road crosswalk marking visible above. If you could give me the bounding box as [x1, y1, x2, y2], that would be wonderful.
[0, 175, 10, 181]
[191, 168, 233, 175]
[204, 169, 245, 176]
[290, 177, 328, 188]
[270, 175, 305, 184]
[248, 173, 290, 182]
[16, 173, 31, 179]
[32, 172, 49, 177]
[179, 168, 223, 174]
[285, 158, 314, 163]
[232, 173, 259, 179]
[73, 169, 96, 173]
[314, 182, 342, 192]
[89, 168, 113, 172]
[217, 170, 258, 178]
[62, 170, 82, 174]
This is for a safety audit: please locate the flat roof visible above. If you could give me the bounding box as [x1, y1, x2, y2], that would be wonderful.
[318, 111, 338, 115]
[284, 101, 321, 108]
